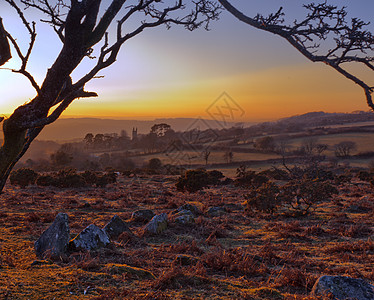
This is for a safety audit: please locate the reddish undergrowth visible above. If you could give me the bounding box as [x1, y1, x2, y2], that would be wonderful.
[0, 174, 373, 299]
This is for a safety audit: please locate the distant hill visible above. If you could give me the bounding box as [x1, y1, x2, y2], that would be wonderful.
[33, 117, 241, 141]
[1, 111, 374, 143]
[242, 111, 374, 137]
[277, 111, 374, 127]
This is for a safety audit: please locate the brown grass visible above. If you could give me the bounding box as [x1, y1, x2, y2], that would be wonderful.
[0, 174, 373, 299]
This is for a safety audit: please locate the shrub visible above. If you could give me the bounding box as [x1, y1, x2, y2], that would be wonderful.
[36, 174, 57, 187]
[281, 178, 338, 214]
[245, 182, 281, 213]
[176, 169, 210, 193]
[81, 170, 99, 185]
[207, 170, 224, 185]
[357, 170, 372, 182]
[259, 168, 289, 180]
[148, 158, 162, 170]
[176, 169, 225, 192]
[9, 168, 38, 188]
[35, 169, 116, 188]
[96, 172, 117, 187]
[334, 170, 353, 185]
[235, 166, 269, 188]
[288, 165, 334, 181]
[54, 168, 86, 188]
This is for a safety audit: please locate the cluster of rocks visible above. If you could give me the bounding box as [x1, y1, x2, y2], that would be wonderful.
[34, 209, 374, 300]
[34, 213, 130, 258]
[34, 212, 172, 259]
[34, 203, 235, 258]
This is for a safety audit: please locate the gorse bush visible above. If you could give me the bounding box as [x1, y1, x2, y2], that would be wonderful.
[282, 178, 338, 214]
[357, 170, 373, 182]
[81, 170, 117, 187]
[334, 170, 353, 185]
[36, 174, 57, 187]
[81, 170, 99, 185]
[96, 172, 117, 187]
[235, 166, 269, 188]
[176, 169, 225, 192]
[9, 168, 38, 188]
[148, 158, 163, 170]
[288, 165, 334, 181]
[207, 170, 225, 185]
[245, 182, 281, 213]
[53, 168, 87, 188]
[34, 169, 117, 188]
[244, 176, 338, 215]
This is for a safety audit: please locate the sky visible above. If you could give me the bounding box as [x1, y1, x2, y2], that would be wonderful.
[1, 0, 373, 123]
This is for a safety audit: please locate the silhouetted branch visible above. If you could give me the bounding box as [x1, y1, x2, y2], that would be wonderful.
[4, 0, 40, 93]
[75, 0, 220, 89]
[3, 0, 221, 132]
[219, 0, 374, 109]
[21, 0, 67, 42]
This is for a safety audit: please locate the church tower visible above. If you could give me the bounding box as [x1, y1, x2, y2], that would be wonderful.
[132, 127, 138, 141]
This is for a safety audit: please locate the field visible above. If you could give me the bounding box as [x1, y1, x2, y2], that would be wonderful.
[0, 174, 373, 299]
[137, 151, 280, 167]
[287, 132, 374, 155]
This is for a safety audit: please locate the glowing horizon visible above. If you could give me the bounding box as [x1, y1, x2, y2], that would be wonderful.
[0, 1, 373, 123]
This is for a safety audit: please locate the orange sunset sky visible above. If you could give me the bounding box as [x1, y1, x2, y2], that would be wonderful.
[1, 0, 373, 122]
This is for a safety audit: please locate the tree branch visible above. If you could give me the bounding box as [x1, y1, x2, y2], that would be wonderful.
[17, 87, 97, 131]
[4, 0, 41, 93]
[3, 0, 221, 132]
[75, 0, 220, 89]
[219, 0, 374, 110]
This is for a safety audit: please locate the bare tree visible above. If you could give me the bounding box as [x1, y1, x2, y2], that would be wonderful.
[202, 148, 211, 165]
[315, 143, 328, 155]
[302, 137, 319, 156]
[301, 137, 328, 156]
[218, 0, 374, 108]
[0, 0, 220, 192]
[223, 149, 233, 163]
[334, 141, 356, 158]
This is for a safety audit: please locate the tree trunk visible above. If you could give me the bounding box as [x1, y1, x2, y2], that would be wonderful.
[0, 18, 11, 66]
[0, 119, 28, 192]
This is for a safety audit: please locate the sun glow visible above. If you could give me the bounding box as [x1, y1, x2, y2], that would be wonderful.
[1, 1, 372, 122]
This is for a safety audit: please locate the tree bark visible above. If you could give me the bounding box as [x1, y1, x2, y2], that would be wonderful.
[0, 120, 28, 191]
[0, 18, 11, 66]
[0, 3, 93, 192]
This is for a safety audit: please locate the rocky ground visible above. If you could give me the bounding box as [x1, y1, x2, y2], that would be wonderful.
[0, 174, 373, 299]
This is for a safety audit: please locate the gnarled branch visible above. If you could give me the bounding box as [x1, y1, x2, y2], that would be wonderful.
[219, 0, 374, 109]
[4, 0, 40, 93]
